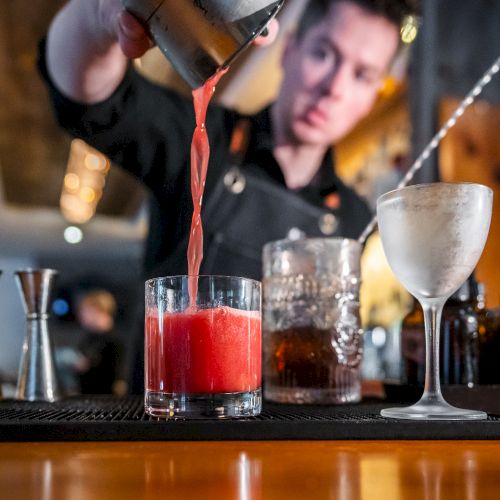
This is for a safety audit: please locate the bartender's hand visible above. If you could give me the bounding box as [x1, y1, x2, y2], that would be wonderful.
[47, 0, 279, 104]
[253, 19, 280, 46]
[114, 8, 152, 59]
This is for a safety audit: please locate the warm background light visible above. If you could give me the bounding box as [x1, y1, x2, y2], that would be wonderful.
[400, 15, 420, 45]
[60, 139, 110, 224]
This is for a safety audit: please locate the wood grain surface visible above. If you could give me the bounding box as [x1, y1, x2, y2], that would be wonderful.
[1, 440, 499, 499]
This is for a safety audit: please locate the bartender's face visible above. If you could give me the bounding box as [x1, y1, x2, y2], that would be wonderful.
[276, 1, 400, 147]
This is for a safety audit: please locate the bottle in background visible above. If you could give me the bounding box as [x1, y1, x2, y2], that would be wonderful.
[401, 276, 480, 387]
[477, 283, 500, 384]
[400, 296, 425, 386]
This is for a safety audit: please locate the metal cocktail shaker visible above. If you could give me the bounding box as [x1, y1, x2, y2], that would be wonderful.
[121, 0, 285, 88]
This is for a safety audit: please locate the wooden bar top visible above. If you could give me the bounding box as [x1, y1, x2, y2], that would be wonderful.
[1, 440, 499, 499]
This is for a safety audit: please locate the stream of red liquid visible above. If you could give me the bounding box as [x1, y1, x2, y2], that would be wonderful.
[187, 68, 227, 304]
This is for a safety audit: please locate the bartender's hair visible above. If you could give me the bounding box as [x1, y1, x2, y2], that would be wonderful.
[76, 289, 117, 317]
[296, 0, 421, 40]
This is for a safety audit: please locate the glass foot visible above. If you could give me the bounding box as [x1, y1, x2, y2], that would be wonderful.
[145, 389, 262, 419]
[381, 400, 487, 420]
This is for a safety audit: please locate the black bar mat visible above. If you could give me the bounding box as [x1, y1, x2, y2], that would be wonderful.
[1, 386, 500, 441]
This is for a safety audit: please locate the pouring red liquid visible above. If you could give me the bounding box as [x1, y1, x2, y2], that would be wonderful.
[187, 68, 227, 304]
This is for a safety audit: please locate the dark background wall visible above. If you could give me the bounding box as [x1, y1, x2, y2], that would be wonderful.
[410, 0, 500, 182]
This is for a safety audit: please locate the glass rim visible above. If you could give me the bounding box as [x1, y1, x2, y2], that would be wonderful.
[145, 274, 261, 288]
[14, 268, 59, 275]
[376, 181, 493, 208]
[263, 236, 362, 253]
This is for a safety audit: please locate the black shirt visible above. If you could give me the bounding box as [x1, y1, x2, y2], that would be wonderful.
[78, 331, 122, 394]
[38, 42, 371, 281]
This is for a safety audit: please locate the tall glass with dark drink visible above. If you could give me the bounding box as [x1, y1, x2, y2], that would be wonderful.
[262, 238, 363, 404]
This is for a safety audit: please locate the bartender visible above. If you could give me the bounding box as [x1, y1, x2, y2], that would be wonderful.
[39, 0, 419, 390]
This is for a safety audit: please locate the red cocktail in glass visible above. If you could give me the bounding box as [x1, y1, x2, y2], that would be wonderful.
[145, 275, 261, 418]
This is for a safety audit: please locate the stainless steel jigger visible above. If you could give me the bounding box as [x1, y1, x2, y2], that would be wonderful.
[15, 269, 61, 402]
[0, 270, 2, 400]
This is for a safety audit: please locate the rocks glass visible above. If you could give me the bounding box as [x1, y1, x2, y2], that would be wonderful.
[145, 275, 261, 418]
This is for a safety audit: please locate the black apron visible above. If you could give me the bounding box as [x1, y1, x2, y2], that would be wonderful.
[150, 161, 369, 281]
[203, 164, 332, 280]
[148, 114, 371, 281]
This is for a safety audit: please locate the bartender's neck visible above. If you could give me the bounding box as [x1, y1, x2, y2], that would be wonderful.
[273, 143, 326, 189]
[271, 102, 328, 189]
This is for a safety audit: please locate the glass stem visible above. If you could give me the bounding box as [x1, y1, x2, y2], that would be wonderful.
[420, 298, 447, 404]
